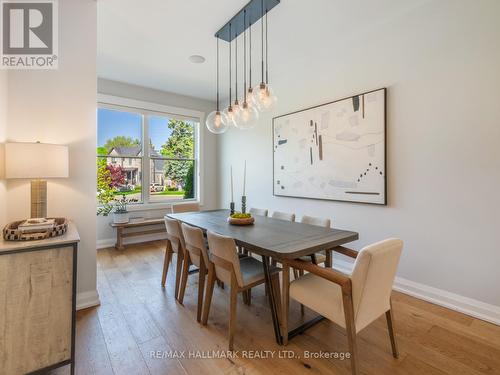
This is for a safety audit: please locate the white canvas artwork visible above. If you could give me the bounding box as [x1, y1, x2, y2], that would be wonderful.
[273, 88, 386, 205]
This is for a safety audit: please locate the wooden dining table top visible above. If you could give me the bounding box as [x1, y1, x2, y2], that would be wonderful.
[166, 209, 359, 259]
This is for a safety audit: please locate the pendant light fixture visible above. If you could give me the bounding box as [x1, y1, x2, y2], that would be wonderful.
[208, 0, 280, 134]
[232, 31, 241, 119]
[253, 0, 268, 108]
[206, 36, 229, 134]
[246, 18, 258, 110]
[237, 10, 259, 129]
[260, 6, 277, 110]
[223, 23, 237, 126]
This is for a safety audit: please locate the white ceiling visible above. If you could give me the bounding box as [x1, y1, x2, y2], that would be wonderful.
[98, 0, 432, 101]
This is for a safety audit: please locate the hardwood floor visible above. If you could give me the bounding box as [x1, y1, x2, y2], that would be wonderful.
[51, 241, 500, 375]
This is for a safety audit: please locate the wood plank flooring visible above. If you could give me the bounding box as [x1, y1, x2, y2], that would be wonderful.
[50, 241, 500, 375]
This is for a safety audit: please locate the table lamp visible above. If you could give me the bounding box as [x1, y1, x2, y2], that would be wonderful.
[5, 142, 69, 218]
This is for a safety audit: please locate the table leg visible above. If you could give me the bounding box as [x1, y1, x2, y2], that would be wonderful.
[325, 249, 332, 268]
[262, 255, 283, 345]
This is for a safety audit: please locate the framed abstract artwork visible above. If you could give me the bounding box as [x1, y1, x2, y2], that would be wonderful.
[273, 88, 387, 205]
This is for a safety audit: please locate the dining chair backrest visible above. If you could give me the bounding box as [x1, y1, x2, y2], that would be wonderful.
[164, 216, 186, 254]
[301, 215, 331, 228]
[250, 207, 268, 217]
[351, 238, 403, 331]
[271, 211, 296, 222]
[181, 223, 209, 268]
[207, 231, 244, 288]
[172, 202, 200, 213]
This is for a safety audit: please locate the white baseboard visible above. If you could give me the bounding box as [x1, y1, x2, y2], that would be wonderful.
[76, 290, 100, 310]
[96, 238, 115, 249]
[332, 259, 500, 326]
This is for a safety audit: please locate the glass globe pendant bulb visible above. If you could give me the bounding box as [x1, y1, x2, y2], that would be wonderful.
[246, 87, 259, 110]
[206, 110, 228, 134]
[236, 102, 259, 130]
[233, 99, 241, 117]
[224, 105, 238, 127]
[261, 84, 277, 110]
[253, 82, 268, 109]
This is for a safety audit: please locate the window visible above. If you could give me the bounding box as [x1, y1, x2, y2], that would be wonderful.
[97, 99, 200, 208]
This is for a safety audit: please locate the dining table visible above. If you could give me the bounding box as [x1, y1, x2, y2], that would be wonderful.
[166, 209, 359, 345]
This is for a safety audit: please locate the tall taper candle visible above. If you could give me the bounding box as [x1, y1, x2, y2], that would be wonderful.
[230, 165, 234, 202]
[243, 160, 247, 196]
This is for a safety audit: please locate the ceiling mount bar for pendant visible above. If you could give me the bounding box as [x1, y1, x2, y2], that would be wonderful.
[215, 0, 280, 42]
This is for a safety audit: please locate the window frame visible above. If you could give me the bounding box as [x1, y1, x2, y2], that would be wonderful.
[97, 94, 205, 211]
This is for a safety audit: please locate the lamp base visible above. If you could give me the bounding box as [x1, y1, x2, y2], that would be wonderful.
[31, 180, 47, 218]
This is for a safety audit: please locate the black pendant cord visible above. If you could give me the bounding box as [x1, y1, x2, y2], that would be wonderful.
[265, 7, 269, 85]
[235, 31, 238, 103]
[249, 21, 253, 89]
[243, 10, 247, 102]
[229, 23, 232, 107]
[216, 36, 219, 112]
[260, 0, 264, 84]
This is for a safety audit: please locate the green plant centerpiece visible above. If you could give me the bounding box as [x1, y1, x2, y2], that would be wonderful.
[227, 212, 254, 226]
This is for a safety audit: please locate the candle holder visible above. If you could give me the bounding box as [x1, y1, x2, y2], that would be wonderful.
[241, 196, 247, 214]
[230, 201, 235, 215]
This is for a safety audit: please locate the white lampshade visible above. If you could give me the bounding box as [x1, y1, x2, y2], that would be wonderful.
[5, 142, 69, 179]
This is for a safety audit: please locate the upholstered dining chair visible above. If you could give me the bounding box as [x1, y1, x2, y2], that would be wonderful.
[162, 216, 188, 300]
[171, 202, 200, 213]
[297, 215, 332, 267]
[203, 231, 281, 350]
[281, 238, 403, 375]
[271, 210, 295, 222]
[179, 223, 212, 322]
[249, 207, 268, 216]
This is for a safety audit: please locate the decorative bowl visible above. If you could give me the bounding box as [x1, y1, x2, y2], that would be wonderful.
[227, 216, 255, 226]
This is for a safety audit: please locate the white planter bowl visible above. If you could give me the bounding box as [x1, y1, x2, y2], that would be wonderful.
[113, 212, 130, 224]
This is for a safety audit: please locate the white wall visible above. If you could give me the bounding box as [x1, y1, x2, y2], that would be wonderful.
[0, 71, 7, 227]
[218, 0, 500, 313]
[6, 0, 98, 308]
[96, 78, 218, 246]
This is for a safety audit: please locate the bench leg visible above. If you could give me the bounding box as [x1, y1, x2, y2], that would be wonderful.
[115, 227, 125, 250]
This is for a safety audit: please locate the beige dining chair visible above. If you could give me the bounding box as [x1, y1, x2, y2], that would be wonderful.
[203, 231, 281, 350]
[162, 216, 188, 300]
[282, 239, 403, 375]
[271, 210, 296, 222]
[297, 215, 332, 266]
[249, 207, 268, 216]
[179, 223, 212, 322]
[171, 202, 200, 213]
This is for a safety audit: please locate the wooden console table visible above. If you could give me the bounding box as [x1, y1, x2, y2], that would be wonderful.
[110, 218, 166, 250]
[0, 222, 79, 375]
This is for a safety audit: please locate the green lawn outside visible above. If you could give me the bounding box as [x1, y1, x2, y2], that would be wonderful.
[157, 190, 185, 196]
[113, 188, 141, 196]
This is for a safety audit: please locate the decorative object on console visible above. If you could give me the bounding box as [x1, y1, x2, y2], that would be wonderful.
[5, 142, 69, 218]
[3, 217, 68, 241]
[206, 0, 280, 133]
[273, 88, 387, 205]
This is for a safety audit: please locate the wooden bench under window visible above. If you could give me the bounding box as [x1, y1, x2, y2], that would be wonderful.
[110, 218, 166, 250]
